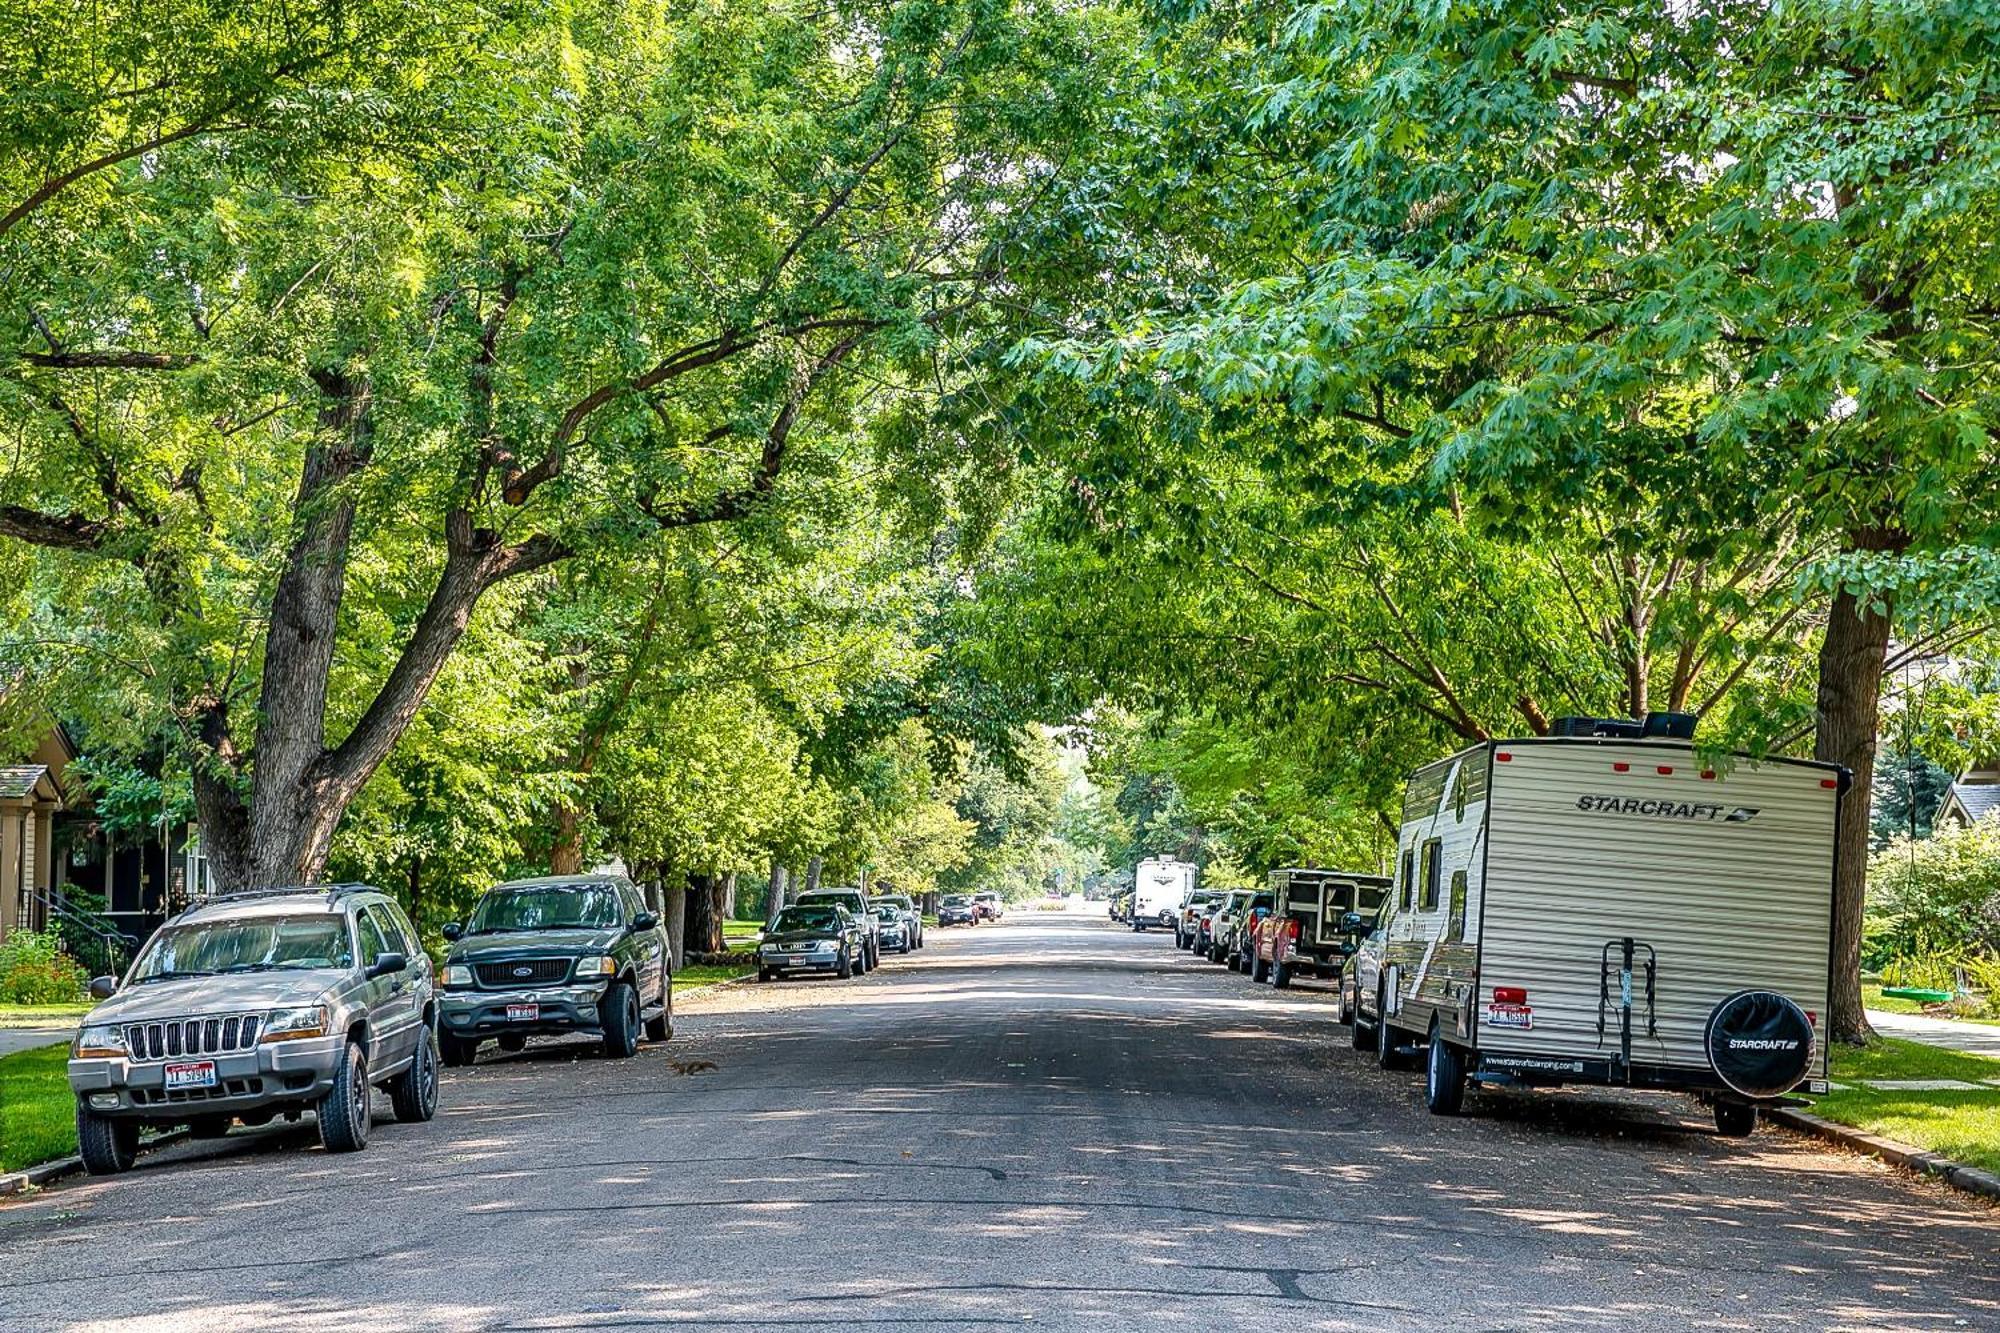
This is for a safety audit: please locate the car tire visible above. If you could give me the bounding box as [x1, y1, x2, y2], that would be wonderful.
[645, 980, 672, 1042]
[389, 1027, 441, 1123]
[187, 1114, 232, 1140]
[1425, 1020, 1467, 1116]
[1250, 952, 1268, 983]
[1351, 1007, 1374, 1049]
[497, 1032, 528, 1053]
[600, 981, 641, 1058]
[836, 948, 854, 980]
[441, 1035, 479, 1067]
[1271, 957, 1291, 989]
[1376, 983, 1413, 1071]
[900, 941, 911, 954]
[317, 1040, 372, 1154]
[758, 967, 774, 982]
[1714, 1101, 1758, 1137]
[76, 1103, 138, 1175]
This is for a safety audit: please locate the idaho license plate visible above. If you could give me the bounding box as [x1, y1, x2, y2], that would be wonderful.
[505, 1003, 539, 1022]
[1485, 1003, 1533, 1030]
[164, 1060, 217, 1090]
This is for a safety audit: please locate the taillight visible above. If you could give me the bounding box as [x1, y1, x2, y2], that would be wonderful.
[1493, 986, 1528, 1005]
[1286, 918, 1300, 941]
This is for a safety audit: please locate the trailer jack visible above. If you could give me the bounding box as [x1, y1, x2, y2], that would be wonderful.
[1597, 937, 1657, 1083]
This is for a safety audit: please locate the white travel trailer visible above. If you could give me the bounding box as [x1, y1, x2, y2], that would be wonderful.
[1130, 857, 1197, 931]
[1352, 715, 1847, 1135]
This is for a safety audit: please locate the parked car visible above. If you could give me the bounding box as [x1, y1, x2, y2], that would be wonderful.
[1250, 869, 1390, 986]
[1108, 890, 1132, 923]
[437, 873, 671, 1066]
[1206, 890, 1272, 966]
[1175, 889, 1223, 950]
[796, 888, 881, 968]
[758, 904, 865, 980]
[870, 894, 924, 949]
[873, 904, 913, 954]
[1341, 904, 1386, 1052]
[972, 890, 1004, 921]
[1233, 904, 1272, 973]
[939, 894, 978, 926]
[67, 884, 439, 1174]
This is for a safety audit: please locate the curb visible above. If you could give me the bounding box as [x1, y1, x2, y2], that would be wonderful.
[0, 1129, 189, 1200]
[1770, 1108, 2000, 1202]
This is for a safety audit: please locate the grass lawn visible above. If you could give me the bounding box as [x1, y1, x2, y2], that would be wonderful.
[0, 1044, 76, 1173]
[1815, 1037, 2000, 1176]
[1863, 984, 2000, 1026]
[676, 962, 755, 991]
[0, 1002, 91, 1031]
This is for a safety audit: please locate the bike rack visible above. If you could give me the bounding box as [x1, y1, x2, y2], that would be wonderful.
[1597, 937, 1657, 1083]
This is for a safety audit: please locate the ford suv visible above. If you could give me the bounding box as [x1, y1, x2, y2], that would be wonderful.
[67, 885, 439, 1175]
[437, 874, 671, 1064]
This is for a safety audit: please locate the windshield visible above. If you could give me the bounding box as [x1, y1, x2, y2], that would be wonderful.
[797, 892, 858, 910]
[468, 885, 623, 933]
[942, 895, 969, 906]
[774, 907, 839, 933]
[132, 915, 352, 981]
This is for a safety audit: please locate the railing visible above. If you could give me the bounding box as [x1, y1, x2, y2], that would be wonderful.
[28, 887, 137, 979]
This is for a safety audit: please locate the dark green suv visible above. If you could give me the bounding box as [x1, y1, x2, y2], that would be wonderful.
[437, 874, 671, 1064]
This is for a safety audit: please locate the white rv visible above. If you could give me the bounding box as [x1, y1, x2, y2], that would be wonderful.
[1130, 857, 1197, 931]
[1352, 716, 1847, 1135]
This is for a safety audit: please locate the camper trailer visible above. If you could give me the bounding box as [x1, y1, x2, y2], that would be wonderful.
[1252, 868, 1391, 986]
[1351, 714, 1847, 1135]
[1130, 857, 1197, 931]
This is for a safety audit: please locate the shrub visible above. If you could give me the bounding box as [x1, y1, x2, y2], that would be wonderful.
[0, 930, 90, 1004]
[1865, 822, 2000, 966]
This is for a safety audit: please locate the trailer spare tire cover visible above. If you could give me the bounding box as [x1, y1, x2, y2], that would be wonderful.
[1704, 990, 1813, 1099]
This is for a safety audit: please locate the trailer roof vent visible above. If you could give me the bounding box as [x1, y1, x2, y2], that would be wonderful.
[1642, 711, 1697, 740]
[1550, 716, 1644, 739]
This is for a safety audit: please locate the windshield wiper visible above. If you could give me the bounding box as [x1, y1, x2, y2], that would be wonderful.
[134, 969, 213, 984]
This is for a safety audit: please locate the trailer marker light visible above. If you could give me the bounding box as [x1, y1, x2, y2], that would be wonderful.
[1493, 986, 1528, 1005]
[1495, 752, 1513, 762]
[1612, 762, 1630, 773]
[1806, 1011, 1818, 1026]
[1701, 770, 1716, 780]
[1654, 765, 1672, 775]
[1821, 778, 1838, 789]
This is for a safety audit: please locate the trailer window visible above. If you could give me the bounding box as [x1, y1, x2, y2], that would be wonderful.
[1399, 848, 1415, 911]
[1420, 839, 1442, 912]
[1447, 870, 1467, 940]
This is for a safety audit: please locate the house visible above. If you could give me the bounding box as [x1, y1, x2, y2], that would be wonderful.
[1938, 763, 2000, 830]
[0, 725, 72, 943]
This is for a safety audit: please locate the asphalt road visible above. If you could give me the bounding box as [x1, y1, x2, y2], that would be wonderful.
[2, 911, 1997, 1332]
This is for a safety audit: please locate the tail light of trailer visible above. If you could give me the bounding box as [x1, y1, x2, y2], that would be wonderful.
[1492, 986, 1528, 1005]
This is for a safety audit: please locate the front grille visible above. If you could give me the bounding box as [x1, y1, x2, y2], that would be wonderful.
[127, 1014, 263, 1061]
[133, 1077, 265, 1105]
[474, 957, 571, 988]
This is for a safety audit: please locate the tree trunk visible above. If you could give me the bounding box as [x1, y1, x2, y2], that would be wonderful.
[684, 872, 724, 956]
[663, 881, 687, 970]
[719, 870, 737, 923]
[549, 802, 585, 875]
[804, 856, 822, 895]
[766, 861, 788, 928]
[1816, 577, 1893, 1045]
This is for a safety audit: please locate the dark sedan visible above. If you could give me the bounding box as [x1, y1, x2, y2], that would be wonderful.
[938, 894, 978, 926]
[757, 905, 863, 980]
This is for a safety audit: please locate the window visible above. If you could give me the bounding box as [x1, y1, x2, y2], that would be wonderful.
[1448, 870, 1468, 941]
[369, 903, 416, 956]
[1399, 848, 1416, 912]
[1420, 839, 1442, 912]
[356, 910, 390, 967]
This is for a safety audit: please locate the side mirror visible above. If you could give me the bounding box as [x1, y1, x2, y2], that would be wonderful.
[88, 975, 118, 1000]
[631, 912, 658, 932]
[1339, 911, 1368, 935]
[440, 922, 463, 942]
[369, 951, 408, 979]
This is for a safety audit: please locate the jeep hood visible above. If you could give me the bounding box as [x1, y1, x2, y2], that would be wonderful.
[87, 970, 339, 1023]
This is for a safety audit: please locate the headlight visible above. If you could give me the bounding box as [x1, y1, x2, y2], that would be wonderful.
[261, 1005, 330, 1042]
[575, 955, 617, 978]
[75, 1024, 127, 1058]
[443, 964, 474, 987]
[812, 939, 836, 952]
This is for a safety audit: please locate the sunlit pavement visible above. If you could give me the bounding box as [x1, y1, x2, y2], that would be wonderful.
[4, 910, 1997, 1332]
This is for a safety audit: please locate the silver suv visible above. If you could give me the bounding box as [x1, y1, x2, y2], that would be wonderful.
[67, 885, 439, 1174]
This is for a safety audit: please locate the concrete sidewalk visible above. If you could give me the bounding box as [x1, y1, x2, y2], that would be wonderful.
[0, 1027, 71, 1057]
[1866, 1007, 2000, 1059]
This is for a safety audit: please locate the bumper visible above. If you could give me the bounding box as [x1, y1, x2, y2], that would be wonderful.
[439, 981, 609, 1039]
[68, 1033, 347, 1119]
[759, 947, 843, 973]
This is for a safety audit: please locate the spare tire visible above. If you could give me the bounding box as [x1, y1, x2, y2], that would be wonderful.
[1705, 990, 1814, 1100]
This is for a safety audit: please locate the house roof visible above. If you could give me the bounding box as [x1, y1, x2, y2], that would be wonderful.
[1947, 781, 2000, 823]
[0, 764, 60, 803]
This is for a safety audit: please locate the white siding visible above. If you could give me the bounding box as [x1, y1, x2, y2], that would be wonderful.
[1477, 742, 1837, 1078]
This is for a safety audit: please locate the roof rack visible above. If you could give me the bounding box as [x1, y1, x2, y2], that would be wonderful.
[206, 883, 377, 904]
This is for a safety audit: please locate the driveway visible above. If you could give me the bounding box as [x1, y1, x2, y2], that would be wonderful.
[1, 914, 1995, 1331]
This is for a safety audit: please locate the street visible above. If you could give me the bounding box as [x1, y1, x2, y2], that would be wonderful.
[2, 911, 1997, 1332]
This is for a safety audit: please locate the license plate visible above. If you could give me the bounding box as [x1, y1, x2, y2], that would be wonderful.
[164, 1060, 217, 1090]
[1486, 1003, 1533, 1030]
[505, 1003, 539, 1022]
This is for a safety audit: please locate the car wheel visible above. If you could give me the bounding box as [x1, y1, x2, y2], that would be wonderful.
[390, 1026, 441, 1123]
[758, 967, 774, 982]
[1425, 1019, 1467, 1116]
[1250, 952, 1267, 983]
[317, 1039, 372, 1154]
[836, 947, 854, 980]
[600, 981, 641, 1058]
[497, 1032, 528, 1053]
[900, 941, 911, 954]
[1715, 1101, 1758, 1137]
[1272, 957, 1291, 989]
[186, 1114, 233, 1140]
[441, 1034, 479, 1067]
[645, 979, 672, 1042]
[1375, 984, 1414, 1071]
[76, 1103, 138, 1175]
